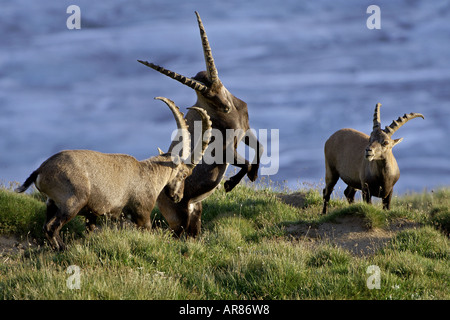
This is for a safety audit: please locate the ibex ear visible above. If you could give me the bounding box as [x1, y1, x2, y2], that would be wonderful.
[393, 138, 403, 147]
[157, 147, 164, 155]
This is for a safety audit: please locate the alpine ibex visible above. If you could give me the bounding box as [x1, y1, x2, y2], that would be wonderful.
[322, 103, 424, 214]
[137, 11, 263, 237]
[15, 97, 212, 250]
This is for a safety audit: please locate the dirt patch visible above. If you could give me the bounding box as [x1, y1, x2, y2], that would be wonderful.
[286, 216, 420, 256]
[0, 235, 38, 258]
[277, 192, 307, 208]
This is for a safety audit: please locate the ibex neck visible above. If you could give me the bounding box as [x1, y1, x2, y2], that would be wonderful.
[140, 156, 176, 178]
[369, 152, 399, 178]
[195, 96, 216, 115]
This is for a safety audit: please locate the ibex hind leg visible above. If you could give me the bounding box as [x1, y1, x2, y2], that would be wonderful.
[83, 210, 98, 232]
[43, 200, 63, 250]
[322, 166, 339, 214]
[44, 199, 84, 251]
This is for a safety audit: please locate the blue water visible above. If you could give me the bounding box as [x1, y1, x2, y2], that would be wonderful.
[1, 0, 449, 196]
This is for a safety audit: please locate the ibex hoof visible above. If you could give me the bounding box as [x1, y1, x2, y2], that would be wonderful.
[247, 165, 259, 182]
[224, 179, 237, 193]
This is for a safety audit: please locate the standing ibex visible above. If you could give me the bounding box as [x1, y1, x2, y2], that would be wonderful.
[15, 97, 212, 250]
[137, 11, 263, 237]
[322, 103, 424, 214]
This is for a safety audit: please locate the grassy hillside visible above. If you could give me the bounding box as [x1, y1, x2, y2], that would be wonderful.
[0, 181, 448, 300]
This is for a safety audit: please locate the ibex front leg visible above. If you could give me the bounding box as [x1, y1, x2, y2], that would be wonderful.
[245, 130, 263, 182]
[224, 131, 263, 193]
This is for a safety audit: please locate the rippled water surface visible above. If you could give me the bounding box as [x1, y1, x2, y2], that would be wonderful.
[1, 0, 449, 195]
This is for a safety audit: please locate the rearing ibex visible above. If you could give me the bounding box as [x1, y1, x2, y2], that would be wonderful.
[138, 11, 263, 237]
[322, 103, 424, 214]
[15, 97, 212, 250]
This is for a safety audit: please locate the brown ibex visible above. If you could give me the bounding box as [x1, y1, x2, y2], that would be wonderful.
[322, 103, 424, 214]
[15, 97, 212, 250]
[137, 11, 263, 237]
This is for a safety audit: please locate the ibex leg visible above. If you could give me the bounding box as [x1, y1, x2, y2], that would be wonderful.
[382, 191, 393, 210]
[44, 199, 82, 250]
[224, 131, 262, 193]
[156, 193, 189, 237]
[244, 131, 263, 182]
[362, 184, 372, 204]
[344, 186, 357, 204]
[322, 164, 339, 214]
[186, 201, 202, 237]
[224, 151, 251, 192]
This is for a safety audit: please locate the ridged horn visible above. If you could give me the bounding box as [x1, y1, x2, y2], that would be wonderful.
[373, 103, 382, 131]
[154, 97, 191, 161]
[138, 60, 209, 94]
[186, 107, 212, 168]
[383, 112, 425, 137]
[195, 11, 219, 84]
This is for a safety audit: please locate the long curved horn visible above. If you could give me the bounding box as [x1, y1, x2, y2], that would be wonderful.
[373, 103, 382, 131]
[383, 112, 425, 137]
[186, 107, 212, 168]
[154, 97, 191, 160]
[195, 11, 219, 84]
[139, 60, 209, 94]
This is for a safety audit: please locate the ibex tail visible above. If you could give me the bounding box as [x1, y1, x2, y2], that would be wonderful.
[15, 170, 38, 193]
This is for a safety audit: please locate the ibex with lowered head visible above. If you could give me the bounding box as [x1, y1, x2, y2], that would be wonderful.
[322, 103, 424, 214]
[138, 12, 263, 237]
[15, 97, 212, 250]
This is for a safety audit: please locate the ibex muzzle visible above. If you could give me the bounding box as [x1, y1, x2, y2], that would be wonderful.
[138, 11, 263, 237]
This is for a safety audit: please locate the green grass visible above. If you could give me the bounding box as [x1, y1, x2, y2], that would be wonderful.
[0, 182, 448, 300]
[0, 188, 85, 242]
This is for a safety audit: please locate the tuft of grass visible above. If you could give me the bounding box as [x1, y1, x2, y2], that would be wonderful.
[306, 245, 351, 268]
[428, 206, 450, 235]
[386, 226, 449, 260]
[0, 188, 47, 238]
[321, 202, 389, 229]
[0, 188, 85, 242]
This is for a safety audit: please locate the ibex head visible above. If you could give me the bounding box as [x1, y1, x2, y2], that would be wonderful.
[154, 97, 212, 202]
[365, 103, 424, 161]
[138, 11, 235, 114]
